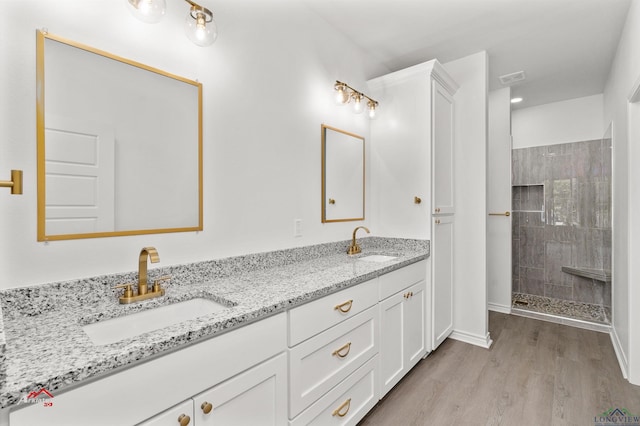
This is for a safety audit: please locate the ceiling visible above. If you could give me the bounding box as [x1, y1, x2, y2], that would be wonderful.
[302, 0, 631, 109]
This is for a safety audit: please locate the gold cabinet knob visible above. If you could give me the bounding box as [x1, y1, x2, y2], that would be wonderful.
[435, 219, 441, 225]
[177, 414, 190, 426]
[201, 401, 213, 414]
[329, 198, 336, 205]
[414, 196, 422, 204]
[435, 207, 441, 213]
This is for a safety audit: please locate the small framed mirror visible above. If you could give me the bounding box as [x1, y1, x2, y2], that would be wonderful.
[36, 30, 203, 241]
[321, 124, 365, 223]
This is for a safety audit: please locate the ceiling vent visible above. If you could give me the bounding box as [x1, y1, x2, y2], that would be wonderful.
[499, 71, 526, 85]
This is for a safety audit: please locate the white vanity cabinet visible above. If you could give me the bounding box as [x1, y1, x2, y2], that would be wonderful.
[140, 352, 287, 426]
[9, 313, 287, 426]
[432, 215, 454, 350]
[287, 278, 379, 425]
[378, 260, 427, 396]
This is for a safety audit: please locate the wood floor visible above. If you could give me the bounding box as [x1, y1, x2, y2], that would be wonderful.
[359, 312, 640, 426]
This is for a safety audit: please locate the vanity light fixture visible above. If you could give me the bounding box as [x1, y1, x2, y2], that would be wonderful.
[334, 80, 378, 119]
[127, 0, 217, 46]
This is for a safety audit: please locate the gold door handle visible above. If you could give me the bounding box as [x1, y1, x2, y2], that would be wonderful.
[332, 398, 352, 417]
[334, 299, 353, 313]
[201, 401, 213, 414]
[488, 211, 510, 216]
[178, 414, 191, 426]
[332, 342, 352, 358]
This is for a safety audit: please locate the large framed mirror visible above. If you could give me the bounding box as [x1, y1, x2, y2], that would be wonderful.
[321, 124, 365, 223]
[36, 30, 203, 241]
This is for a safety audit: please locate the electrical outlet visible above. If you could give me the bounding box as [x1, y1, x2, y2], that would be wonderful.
[294, 219, 302, 237]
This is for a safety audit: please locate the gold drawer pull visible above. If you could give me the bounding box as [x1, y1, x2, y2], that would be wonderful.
[178, 414, 191, 426]
[201, 401, 213, 414]
[334, 299, 353, 313]
[489, 211, 510, 217]
[332, 398, 352, 417]
[332, 342, 352, 358]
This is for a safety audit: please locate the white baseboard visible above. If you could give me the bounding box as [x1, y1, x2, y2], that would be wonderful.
[610, 326, 629, 379]
[488, 302, 511, 314]
[449, 329, 493, 349]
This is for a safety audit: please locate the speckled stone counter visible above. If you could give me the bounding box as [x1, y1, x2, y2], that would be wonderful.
[0, 237, 428, 409]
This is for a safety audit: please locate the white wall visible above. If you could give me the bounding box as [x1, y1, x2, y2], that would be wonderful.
[444, 52, 491, 348]
[0, 0, 388, 288]
[512, 94, 604, 148]
[603, 0, 640, 386]
[487, 87, 512, 312]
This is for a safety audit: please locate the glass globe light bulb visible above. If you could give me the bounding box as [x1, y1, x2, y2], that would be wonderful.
[127, 0, 166, 24]
[334, 84, 349, 105]
[353, 94, 364, 114]
[185, 8, 217, 47]
[368, 101, 377, 119]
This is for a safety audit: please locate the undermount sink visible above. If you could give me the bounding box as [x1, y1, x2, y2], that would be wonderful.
[82, 298, 231, 345]
[358, 255, 398, 262]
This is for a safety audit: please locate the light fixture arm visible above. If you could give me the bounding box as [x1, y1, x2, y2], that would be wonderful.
[183, 0, 214, 22]
[335, 80, 378, 108]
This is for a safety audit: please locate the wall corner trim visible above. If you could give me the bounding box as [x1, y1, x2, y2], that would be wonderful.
[610, 326, 629, 380]
[449, 329, 493, 349]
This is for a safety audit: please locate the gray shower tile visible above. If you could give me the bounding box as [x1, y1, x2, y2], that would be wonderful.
[512, 278, 520, 293]
[573, 276, 604, 304]
[547, 154, 573, 180]
[520, 267, 545, 296]
[544, 283, 573, 300]
[574, 140, 603, 178]
[603, 280, 612, 308]
[544, 224, 575, 243]
[545, 241, 573, 286]
[519, 227, 545, 267]
[546, 142, 573, 156]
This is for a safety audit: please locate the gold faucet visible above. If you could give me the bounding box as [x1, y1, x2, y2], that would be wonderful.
[347, 226, 370, 255]
[115, 247, 170, 304]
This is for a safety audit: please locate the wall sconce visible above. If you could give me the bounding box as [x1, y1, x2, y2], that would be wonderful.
[127, 0, 217, 47]
[334, 80, 378, 119]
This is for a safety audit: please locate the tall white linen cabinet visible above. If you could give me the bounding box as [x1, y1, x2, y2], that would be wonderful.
[368, 59, 458, 353]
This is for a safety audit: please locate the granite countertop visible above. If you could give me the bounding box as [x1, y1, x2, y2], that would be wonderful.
[0, 237, 428, 409]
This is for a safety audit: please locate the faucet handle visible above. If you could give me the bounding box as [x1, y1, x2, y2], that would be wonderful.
[114, 283, 134, 298]
[153, 275, 171, 292]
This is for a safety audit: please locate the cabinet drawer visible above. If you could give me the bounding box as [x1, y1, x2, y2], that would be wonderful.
[289, 306, 378, 418]
[137, 399, 193, 426]
[289, 355, 378, 426]
[288, 278, 378, 346]
[379, 260, 426, 301]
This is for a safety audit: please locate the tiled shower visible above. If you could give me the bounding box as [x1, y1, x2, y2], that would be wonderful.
[511, 131, 612, 325]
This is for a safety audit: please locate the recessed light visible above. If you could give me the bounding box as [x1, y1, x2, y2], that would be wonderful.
[511, 97, 523, 104]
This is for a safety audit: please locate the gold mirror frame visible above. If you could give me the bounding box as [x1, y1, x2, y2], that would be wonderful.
[36, 30, 203, 241]
[321, 124, 365, 223]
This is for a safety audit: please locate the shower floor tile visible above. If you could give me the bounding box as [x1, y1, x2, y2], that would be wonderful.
[512, 292, 609, 325]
